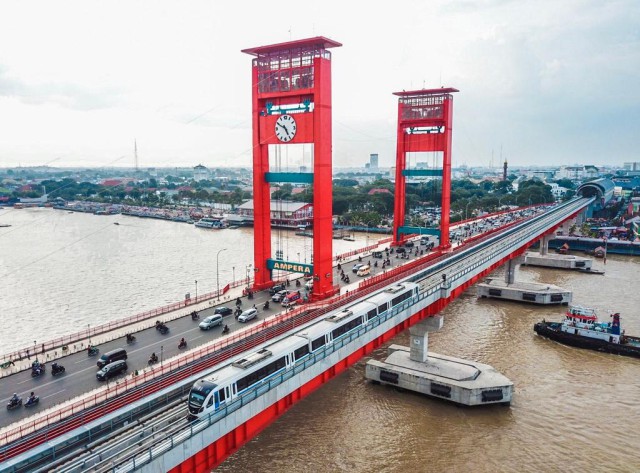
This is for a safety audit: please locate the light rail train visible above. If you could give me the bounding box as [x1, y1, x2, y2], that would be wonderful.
[187, 282, 419, 419]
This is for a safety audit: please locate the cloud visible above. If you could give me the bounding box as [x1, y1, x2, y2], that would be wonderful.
[0, 65, 125, 110]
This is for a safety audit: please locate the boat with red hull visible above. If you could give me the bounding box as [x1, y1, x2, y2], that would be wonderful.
[534, 306, 640, 358]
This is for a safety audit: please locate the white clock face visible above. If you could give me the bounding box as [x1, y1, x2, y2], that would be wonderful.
[275, 114, 297, 142]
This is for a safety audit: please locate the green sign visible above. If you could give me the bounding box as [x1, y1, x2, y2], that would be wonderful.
[267, 259, 313, 275]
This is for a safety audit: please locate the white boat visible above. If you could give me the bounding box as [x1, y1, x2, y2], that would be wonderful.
[195, 217, 228, 229]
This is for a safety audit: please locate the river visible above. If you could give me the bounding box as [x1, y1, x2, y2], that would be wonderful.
[0, 207, 361, 353]
[1, 207, 639, 472]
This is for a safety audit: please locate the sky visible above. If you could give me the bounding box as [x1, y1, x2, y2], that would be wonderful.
[0, 0, 638, 170]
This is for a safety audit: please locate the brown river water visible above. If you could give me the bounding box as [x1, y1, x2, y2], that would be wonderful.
[218, 257, 640, 473]
[1, 208, 639, 472]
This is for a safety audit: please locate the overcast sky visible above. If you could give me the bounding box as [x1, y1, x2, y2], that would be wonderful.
[0, 0, 638, 170]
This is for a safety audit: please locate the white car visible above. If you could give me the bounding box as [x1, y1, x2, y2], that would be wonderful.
[237, 307, 258, 323]
[199, 314, 223, 330]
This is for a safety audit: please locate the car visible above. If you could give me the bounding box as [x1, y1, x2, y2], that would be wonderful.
[404, 240, 415, 248]
[282, 290, 301, 307]
[395, 247, 406, 254]
[214, 306, 233, 316]
[199, 314, 224, 330]
[272, 290, 290, 302]
[237, 307, 258, 323]
[356, 265, 371, 276]
[352, 263, 365, 274]
[269, 283, 287, 295]
[96, 360, 128, 381]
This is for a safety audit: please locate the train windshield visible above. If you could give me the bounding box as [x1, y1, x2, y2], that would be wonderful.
[189, 380, 216, 407]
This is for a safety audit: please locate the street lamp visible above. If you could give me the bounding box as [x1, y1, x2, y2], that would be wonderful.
[216, 248, 227, 301]
[195, 280, 198, 303]
[232, 266, 235, 283]
[160, 345, 164, 366]
[246, 264, 252, 290]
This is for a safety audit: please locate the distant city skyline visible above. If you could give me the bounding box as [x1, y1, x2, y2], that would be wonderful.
[1, 1, 638, 169]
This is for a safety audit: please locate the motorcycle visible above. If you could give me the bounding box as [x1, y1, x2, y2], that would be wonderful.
[87, 346, 99, 357]
[263, 301, 270, 310]
[155, 322, 169, 335]
[234, 308, 242, 319]
[24, 396, 39, 408]
[31, 364, 46, 378]
[222, 325, 230, 335]
[6, 398, 22, 410]
[191, 311, 199, 320]
[178, 340, 187, 349]
[247, 291, 254, 300]
[126, 334, 136, 344]
[148, 354, 159, 365]
[235, 298, 242, 307]
[51, 363, 66, 377]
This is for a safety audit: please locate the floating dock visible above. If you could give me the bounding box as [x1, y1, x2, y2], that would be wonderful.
[365, 317, 513, 406]
[477, 277, 572, 305]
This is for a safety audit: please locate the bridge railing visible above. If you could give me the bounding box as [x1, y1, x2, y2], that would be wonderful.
[0, 284, 235, 365]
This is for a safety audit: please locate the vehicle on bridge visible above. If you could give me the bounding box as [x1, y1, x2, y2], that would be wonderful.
[214, 307, 233, 316]
[187, 282, 420, 420]
[237, 307, 258, 323]
[271, 290, 290, 302]
[269, 283, 287, 295]
[96, 360, 128, 381]
[199, 314, 224, 330]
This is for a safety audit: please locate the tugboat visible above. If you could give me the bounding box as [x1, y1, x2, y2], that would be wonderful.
[534, 306, 640, 358]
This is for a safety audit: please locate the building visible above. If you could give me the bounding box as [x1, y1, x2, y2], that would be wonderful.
[225, 200, 313, 228]
[369, 153, 379, 170]
[193, 165, 209, 182]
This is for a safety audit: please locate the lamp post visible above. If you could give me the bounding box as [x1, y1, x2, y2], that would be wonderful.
[232, 266, 235, 283]
[246, 264, 251, 291]
[195, 280, 198, 303]
[216, 248, 227, 301]
[160, 345, 164, 366]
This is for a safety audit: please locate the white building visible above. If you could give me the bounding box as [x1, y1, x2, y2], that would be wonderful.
[193, 164, 209, 182]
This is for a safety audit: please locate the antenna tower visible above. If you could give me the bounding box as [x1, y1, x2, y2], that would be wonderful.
[134, 139, 139, 171]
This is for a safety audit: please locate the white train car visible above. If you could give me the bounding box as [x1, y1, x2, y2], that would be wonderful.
[188, 282, 420, 420]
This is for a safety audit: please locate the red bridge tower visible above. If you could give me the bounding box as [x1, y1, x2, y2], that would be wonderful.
[242, 37, 341, 299]
[392, 88, 458, 249]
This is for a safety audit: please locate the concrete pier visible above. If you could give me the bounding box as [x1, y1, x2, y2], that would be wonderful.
[365, 316, 513, 406]
[477, 277, 572, 305]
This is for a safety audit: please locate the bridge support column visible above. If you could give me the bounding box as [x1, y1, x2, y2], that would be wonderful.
[562, 220, 571, 235]
[540, 235, 553, 256]
[504, 256, 524, 284]
[409, 316, 443, 362]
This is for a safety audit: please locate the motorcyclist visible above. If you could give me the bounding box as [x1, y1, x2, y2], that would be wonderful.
[263, 300, 269, 309]
[52, 362, 59, 373]
[10, 393, 19, 405]
[126, 333, 135, 342]
[149, 352, 158, 363]
[236, 297, 241, 307]
[179, 337, 186, 348]
[27, 392, 36, 404]
[191, 311, 199, 320]
[222, 324, 229, 334]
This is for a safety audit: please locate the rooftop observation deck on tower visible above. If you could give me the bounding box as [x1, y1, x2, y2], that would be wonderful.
[394, 88, 459, 123]
[241, 37, 342, 95]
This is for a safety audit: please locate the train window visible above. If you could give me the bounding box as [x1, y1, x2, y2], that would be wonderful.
[218, 389, 226, 402]
[331, 316, 363, 340]
[237, 357, 286, 392]
[391, 291, 411, 306]
[378, 303, 388, 313]
[311, 336, 326, 351]
[294, 344, 310, 360]
[367, 309, 377, 319]
[207, 396, 214, 407]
